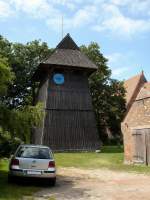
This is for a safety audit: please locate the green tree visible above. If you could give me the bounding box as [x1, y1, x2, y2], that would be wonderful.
[0, 103, 44, 143]
[0, 35, 53, 108]
[0, 56, 14, 96]
[81, 43, 126, 144]
[0, 55, 44, 155]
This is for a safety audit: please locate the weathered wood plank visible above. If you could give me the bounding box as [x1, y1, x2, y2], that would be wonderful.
[34, 70, 100, 151]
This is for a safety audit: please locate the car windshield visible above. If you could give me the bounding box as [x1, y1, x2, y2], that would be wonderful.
[16, 146, 51, 159]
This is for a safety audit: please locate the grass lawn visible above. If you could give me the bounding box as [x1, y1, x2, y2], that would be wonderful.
[54, 146, 150, 174]
[0, 159, 39, 200]
[1, 146, 150, 200]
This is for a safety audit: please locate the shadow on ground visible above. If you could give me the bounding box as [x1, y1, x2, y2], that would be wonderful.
[0, 170, 89, 200]
[34, 174, 90, 199]
[0, 170, 42, 200]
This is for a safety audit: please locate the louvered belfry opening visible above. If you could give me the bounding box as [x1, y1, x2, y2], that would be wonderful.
[32, 34, 100, 151]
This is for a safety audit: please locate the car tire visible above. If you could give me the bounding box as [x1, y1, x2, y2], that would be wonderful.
[50, 177, 56, 186]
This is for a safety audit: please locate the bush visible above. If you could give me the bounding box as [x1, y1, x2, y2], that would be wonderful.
[0, 130, 22, 157]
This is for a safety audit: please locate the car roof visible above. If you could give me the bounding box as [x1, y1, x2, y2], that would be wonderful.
[19, 144, 51, 149]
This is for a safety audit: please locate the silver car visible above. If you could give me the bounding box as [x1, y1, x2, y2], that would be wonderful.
[8, 144, 56, 185]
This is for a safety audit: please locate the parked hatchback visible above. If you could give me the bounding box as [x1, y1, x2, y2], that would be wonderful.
[8, 144, 56, 185]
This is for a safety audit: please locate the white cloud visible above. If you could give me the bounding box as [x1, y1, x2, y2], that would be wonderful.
[129, 0, 150, 16]
[106, 52, 130, 77]
[0, 1, 12, 18]
[0, 0, 150, 37]
[70, 5, 98, 27]
[111, 0, 150, 15]
[106, 53, 123, 64]
[112, 67, 129, 76]
[47, 5, 98, 31]
[93, 3, 150, 37]
[10, 0, 60, 18]
[110, 0, 131, 6]
[51, 0, 76, 10]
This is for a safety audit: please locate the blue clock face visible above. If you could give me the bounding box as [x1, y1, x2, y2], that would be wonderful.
[53, 73, 64, 85]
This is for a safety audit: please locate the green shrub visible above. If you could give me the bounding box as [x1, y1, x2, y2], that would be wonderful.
[0, 129, 22, 157]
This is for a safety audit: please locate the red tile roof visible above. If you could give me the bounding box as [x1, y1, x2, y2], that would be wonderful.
[124, 72, 146, 111]
[123, 72, 148, 122]
[136, 82, 150, 100]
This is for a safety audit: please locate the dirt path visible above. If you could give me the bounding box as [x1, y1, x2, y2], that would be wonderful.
[31, 168, 150, 200]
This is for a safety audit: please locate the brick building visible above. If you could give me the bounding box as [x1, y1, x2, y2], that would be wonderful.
[121, 72, 150, 165]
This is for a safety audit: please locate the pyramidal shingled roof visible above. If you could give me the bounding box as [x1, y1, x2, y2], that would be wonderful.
[42, 33, 98, 70]
[56, 33, 80, 50]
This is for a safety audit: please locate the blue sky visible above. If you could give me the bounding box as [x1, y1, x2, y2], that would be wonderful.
[0, 0, 150, 81]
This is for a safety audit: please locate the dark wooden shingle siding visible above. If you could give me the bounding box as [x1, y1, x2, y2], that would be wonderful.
[46, 71, 93, 110]
[44, 110, 96, 129]
[37, 70, 100, 151]
[43, 126, 99, 151]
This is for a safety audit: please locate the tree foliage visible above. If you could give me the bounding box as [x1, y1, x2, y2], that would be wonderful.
[0, 39, 45, 153]
[0, 36, 53, 107]
[0, 103, 44, 143]
[81, 43, 126, 143]
[0, 56, 14, 96]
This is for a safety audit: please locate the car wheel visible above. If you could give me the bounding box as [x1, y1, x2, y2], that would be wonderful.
[50, 178, 56, 186]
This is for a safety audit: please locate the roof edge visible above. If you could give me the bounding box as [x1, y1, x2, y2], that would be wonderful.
[122, 72, 147, 122]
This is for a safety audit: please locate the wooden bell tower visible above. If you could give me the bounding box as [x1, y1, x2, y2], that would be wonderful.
[32, 34, 100, 151]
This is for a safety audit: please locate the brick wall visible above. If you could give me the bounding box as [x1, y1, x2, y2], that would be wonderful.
[122, 97, 150, 163]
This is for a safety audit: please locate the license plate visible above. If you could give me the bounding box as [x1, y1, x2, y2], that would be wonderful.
[27, 170, 41, 175]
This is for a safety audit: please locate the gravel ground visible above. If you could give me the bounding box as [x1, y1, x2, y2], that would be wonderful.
[25, 167, 150, 200]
